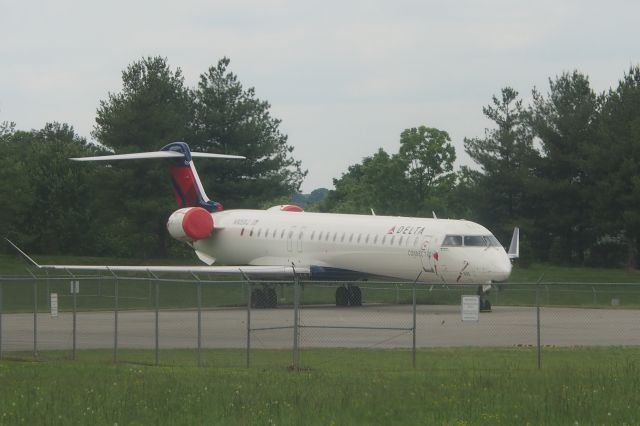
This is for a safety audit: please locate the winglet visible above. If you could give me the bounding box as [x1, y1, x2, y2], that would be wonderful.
[4, 238, 42, 268]
[508, 227, 519, 259]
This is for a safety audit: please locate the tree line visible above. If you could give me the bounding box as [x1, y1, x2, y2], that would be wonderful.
[321, 68, 640, 268]
[0, 57, 305, 258]
[2, 58, 640, 268]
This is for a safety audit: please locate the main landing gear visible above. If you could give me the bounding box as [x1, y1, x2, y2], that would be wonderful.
[251, 286, 278, 308]
[335, 284, 362, 307]
[477, 284, 492, 312]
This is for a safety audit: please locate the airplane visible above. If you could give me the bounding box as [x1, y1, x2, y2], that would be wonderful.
[7, 142, 518, 311]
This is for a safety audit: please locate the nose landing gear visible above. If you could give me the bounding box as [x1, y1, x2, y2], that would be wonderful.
[477, 284, 492, 312]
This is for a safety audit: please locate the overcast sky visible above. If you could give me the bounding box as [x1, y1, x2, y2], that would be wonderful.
[1, 0, 638, 192]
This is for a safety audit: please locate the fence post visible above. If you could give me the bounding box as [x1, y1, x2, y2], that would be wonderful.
[197, 281, 202, 367]
[292, 272, 300, 371]
[111, 271, 118, 364]
[241, 271, 252, 369]
[71, 275, 77, 361]
[535, 277, 543, 370]
[412, 282, 417, 368]
[148, 270, 160, 366]
[155, 280, 159, 366]
[27, 269, 38, 359]
[0, 280, 3, 360]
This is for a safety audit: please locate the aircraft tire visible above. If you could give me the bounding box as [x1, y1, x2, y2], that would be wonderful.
[336, 286, 348, 306]
[480, 299, 492, 312]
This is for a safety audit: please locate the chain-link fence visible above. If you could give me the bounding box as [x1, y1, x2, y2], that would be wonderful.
[1, 273, 639, 369]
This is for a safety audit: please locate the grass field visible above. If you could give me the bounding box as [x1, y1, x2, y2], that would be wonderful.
[1, 347, 639, 425]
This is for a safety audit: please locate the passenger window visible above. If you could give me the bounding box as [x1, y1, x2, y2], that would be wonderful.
[281, 230, 285, 238]
[413, 236, 419, 246]
[349, 234, 354, 243]
[257, 229, 262, 237]
[464, 235, 486, 246]
[310, 231, 315, 240]
[390, 235, 395, 245]
[365, 234, 370, 244]
[326, 232, 330, 241]
[273, 229, 277, 238]
[333, 233, 337, 242]
[318, 231, 323, 240]
[382, 235, 387, 244]
[341, 233, 345, 243]
[241, 227, 245, 236]
[442, 235, 462, 246]
[357, 234, 361, 243]
[399, 236, 404, 245]
[250, 229, 254, 237]
[373, 235, 378, 244]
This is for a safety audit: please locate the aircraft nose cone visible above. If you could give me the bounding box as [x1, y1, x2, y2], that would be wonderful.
[493, 256, 512, 282]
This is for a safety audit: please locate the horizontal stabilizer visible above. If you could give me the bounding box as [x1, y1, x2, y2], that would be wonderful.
[70, 151, 245, 161]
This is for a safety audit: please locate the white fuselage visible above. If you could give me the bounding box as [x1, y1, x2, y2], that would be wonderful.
[192, 209, 512, 284]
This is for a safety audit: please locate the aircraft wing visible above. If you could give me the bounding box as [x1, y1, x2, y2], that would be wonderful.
[5, 239, 307, 278]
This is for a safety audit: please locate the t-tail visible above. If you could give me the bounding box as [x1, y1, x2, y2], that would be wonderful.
[70, 142, 245, 212]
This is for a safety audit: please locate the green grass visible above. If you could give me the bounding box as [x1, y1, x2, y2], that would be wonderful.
[1, 347, 639, 425]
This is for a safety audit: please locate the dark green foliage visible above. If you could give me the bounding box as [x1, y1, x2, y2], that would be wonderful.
[588, 66, 640, 267]
[464, 87, 538, 244]
[191, 58, 306, 208]
[321, 148, 410, 215]
[0, 123, 105, 255]
[322, 127, 458, 217]
[92, 56, 194, 258]
[529, 71, 600, 263]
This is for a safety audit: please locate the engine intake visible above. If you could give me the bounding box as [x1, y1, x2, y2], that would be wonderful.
[167, 207, 214, 242]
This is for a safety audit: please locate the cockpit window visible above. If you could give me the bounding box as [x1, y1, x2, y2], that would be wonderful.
[485, 235, 501, 247]
[442, 235, 463, 246]
[464, 235, 486, 246]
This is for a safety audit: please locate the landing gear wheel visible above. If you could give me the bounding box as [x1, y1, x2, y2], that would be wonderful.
[480, 299, 492, 312]
[336, 286, 348, 306]
[348, 286, 362, 306]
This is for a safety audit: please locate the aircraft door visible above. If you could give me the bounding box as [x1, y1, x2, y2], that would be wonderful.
[286, 226, 297, 252]
[297, 226, 306, 253]
[419, 235, 438, 274]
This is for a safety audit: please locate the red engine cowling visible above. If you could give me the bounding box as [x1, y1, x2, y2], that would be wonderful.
[167, 207, 214, 242]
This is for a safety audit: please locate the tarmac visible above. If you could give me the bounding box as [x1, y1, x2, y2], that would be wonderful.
[1, 304, 639, 352]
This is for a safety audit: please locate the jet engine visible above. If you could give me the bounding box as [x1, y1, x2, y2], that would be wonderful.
[167, 207, 214, 242]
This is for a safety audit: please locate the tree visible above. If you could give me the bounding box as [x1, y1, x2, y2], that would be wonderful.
[589, 66, 640, 267]
[398, 126, 456, 216]
[529, 71, 600, 263]
[321, 148, 409, 215]
[463, 87, 538, 245]
[93, 56, 195, 258]
[0, 123, 102, 255]
[191, 58, 306, 208]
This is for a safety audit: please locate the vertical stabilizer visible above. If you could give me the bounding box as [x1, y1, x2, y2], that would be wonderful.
[162, 142, 223, 213]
